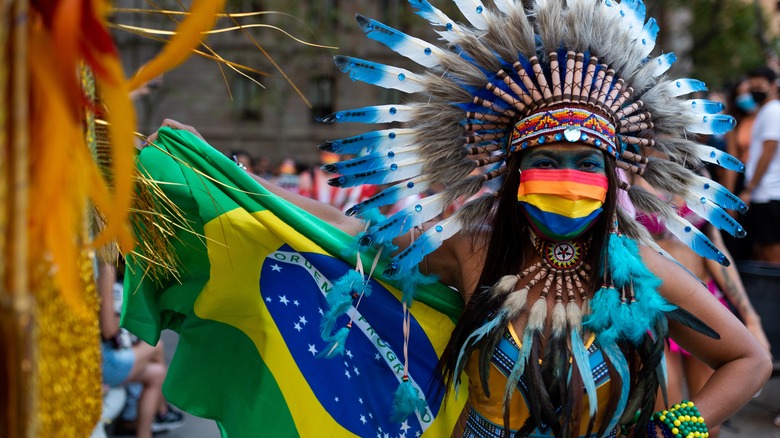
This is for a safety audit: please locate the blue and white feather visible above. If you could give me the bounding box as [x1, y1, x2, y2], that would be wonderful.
[651, 53, 676, 77]
[692, 145, 745, 172]
[346, 178, 432, 217]
[318, 128, 417, 155]
[683, 196, 747, 238]
[408, 0, 463, 40]
[665, 78, 707, 97]
[335, 56, 426, 93]
[329, 160, 426, 188]
[452, 0, 489, 29]
[320, 104, 416, 124]
[356, 15, 447, 68]
[322, 150, 420, 176]
[662, 212, 729, 265]
[690, 174, 748, 213]
[686, 114, 736, 136]
[385, 215, 462, 277]
[362, 192, 449, 246]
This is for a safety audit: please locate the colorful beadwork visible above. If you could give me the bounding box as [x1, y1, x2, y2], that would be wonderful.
[535, 238, 588, 271]
[653, 400, 710, 438]
[510, 107, 618, 157]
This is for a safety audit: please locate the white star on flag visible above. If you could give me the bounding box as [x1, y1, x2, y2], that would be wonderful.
[353, 366, 360, 376]
[318, 307, 324, 315]
[265, 297, 272, 303]
[308, 344, 318, 356]
[293, 300, 300, 306]
[415, 432, 421, 437]
[360, 415, 367, 424]
[346, 349, 354, 359]
[294, 323, 302, 332]
[279, 295, 289, 305]
[358, 397, 364, 404]
[334, 396, 339, 402]
[375, 353, 381, 361]
[344, 369, 351, 379]
[271, 264, 282, 272]
[299, 316, 308, 325]
[400, 420, 410, 433]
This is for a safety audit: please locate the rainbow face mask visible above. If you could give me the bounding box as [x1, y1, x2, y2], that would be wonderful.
[517, 169, 608, 241]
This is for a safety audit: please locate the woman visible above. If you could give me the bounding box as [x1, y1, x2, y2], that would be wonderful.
[147, 0, 771, 436]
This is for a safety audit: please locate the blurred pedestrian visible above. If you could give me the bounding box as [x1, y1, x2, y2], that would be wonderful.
[99, 261, 183, 437]
[741, 66, 780, 264]
[299, 151, 377, 212]
[273, 158, 301, 194]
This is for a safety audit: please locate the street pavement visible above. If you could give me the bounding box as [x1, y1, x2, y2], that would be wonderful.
[113, 331, 780, 438]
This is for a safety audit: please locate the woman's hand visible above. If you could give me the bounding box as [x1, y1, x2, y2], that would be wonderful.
[145, 118, 204, 147]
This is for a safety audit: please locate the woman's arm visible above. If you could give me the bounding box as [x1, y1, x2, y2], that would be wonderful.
[98, 261, 119, 339]
[641, 246, 772, 427]
[248, 173, 366, 236]
[704, 227, 771, 352]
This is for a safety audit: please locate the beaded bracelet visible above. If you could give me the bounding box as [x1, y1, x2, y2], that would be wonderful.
[652, 400, 709, 438]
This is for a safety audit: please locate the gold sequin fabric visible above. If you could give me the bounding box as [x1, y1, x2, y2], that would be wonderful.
[33, 252, 103, 436]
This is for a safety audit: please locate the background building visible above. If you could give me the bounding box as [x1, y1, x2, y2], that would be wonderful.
[114, 0, 780, 165]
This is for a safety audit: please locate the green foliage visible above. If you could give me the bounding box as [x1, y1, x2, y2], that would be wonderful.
[654, 0, 773, 89]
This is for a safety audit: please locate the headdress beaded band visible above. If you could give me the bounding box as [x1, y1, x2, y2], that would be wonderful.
[314, 0, 745, 431]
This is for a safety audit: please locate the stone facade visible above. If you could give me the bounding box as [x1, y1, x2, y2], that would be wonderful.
[115, 0, 437, 167]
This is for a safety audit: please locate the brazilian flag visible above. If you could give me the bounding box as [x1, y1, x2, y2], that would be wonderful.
[121, 128, 466, 437]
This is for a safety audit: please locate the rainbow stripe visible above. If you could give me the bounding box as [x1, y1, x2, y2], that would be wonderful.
[518, 169, 608, 241]
[518, 169, 608, 202]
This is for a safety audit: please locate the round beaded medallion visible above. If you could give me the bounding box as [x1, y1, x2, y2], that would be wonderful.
[537, 239, 587, 271]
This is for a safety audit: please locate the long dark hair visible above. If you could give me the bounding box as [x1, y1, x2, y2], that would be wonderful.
[435, 149, 621, 434]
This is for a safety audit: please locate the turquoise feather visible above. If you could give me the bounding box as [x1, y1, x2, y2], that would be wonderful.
[453, 309, 507, 394]
[571, 328, 598, 419]
[599, 340, 631, 434]
[318, 326, 350, 358]
[392, 379, 428, 421]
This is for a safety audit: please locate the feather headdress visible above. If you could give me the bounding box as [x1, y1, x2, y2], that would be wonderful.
[322, 0, 743, 267]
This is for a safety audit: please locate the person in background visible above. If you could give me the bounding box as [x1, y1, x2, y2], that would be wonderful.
[253, 155, 274, 180]
[273, 157, 301, 194]
[99, 261, 183, 437]
[229, 149, 254, 171]
[635, 179, 771, 438]
[298, 151, 377, 212]
[741, 66, 780, 264]
[723, 79, 758, 195]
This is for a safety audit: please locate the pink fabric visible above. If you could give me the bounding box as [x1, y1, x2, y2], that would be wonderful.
[616, 169, 636, 218]
[669, 280, 727, 356]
